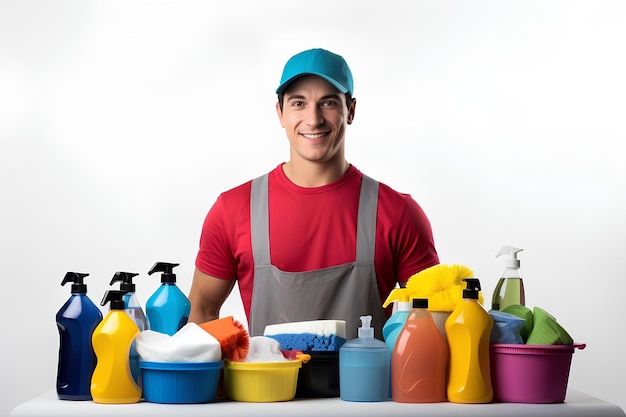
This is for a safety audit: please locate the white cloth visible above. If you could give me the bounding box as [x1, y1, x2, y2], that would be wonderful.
[136, 322, 221, 362]
[244, 336, 288, 362]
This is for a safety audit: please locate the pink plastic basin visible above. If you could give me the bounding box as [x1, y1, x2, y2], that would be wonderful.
[489, 343, 586, 403]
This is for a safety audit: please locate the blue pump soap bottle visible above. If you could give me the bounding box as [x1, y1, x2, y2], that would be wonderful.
[145, 262, 190, 336]
[339, 315, 391, 402]
[56, 272, 103, 400]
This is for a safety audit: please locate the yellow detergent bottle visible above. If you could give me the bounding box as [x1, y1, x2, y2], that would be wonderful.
[445, 278, 493, 404]
[91, 290, 141, 404]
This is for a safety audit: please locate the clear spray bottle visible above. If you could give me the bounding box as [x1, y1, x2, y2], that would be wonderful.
[109, 271, 148, 387]
[491, 246, 526, 311]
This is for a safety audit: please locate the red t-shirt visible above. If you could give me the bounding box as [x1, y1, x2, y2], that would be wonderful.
[195, 164, 439, 320]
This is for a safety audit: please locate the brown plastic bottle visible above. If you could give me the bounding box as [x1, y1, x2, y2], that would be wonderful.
[391, 298, 449, 403]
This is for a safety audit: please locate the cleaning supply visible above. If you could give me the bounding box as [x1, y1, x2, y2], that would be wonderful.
[91, 290, 141, 404]
[56, 272, 103, 400]
[110, 271, 148, 387]
[492, 246, 526, 310]
[146, 262, 190, 336]
[501, 304, 534, 342]
[405, 264, 478, 312]
[381, 288, 413, 397]
[382, 288, 413, 352]
[445, 278, 494, 404]
[199, 316, 250, 361]
[488, 310, 526, 344]
[391, 298, 448, 403]
[264, 319, 347, 351]
[110, 271, 148, 331]
[339, 315, 390, 402]
[136, 323, 222, 363]
[526, 307, 574, 345]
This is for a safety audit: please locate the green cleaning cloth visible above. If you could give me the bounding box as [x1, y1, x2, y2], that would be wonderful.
[501, 304, 534, 343]
[526, 306, 573, 345]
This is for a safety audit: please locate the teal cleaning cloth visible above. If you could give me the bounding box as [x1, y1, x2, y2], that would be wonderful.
[489, 310, 526, 344]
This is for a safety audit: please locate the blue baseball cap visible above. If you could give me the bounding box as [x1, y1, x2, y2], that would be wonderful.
[276, 48, 354, 96]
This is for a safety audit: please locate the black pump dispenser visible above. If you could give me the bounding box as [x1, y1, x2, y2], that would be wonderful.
[148, 262, 179, 284]
[61, 272, 89, 294]
[462, 278, 481, 299]
[110, 272, 139, 292]
[101, 290, 126, 310]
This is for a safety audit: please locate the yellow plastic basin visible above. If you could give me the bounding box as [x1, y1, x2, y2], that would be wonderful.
[223, 359, 302, 402]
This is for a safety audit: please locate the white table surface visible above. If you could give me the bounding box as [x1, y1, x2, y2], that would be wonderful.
[10, 389, 626, 417]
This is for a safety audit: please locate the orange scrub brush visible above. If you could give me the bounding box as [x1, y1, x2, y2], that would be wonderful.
[405, 264, 483, 312]
[199, 316, 250, 361]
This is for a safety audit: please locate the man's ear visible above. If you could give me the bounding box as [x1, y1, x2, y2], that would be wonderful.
[347, 98, 357, 125]
[276, 101, 285, 128]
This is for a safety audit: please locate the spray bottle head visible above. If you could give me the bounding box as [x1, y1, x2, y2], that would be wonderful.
[358, 315, 374, 338]
[148, 262, 179, 284]
[101, 290, 127, 310]
[382, 287, 414, 313]
[496, 246, 523, 268]
[462, 278, 481, 300]
[61, 272, 89, 294]
[109, 271, 139, 292]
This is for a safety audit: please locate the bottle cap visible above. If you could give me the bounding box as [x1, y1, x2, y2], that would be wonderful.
[412, 298, 428, 309]
[496, 246, 523, 268]
[110, 271, 139, 292]
[101, 290, 127, 310]
[61, 272, 89, 294]
[462, 278, 481, 299]
[148, 262, 179, 283]
[357, 315, 374, 338]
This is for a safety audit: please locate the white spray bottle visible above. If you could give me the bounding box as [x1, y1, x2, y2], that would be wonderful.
[491, 246, 526, 311]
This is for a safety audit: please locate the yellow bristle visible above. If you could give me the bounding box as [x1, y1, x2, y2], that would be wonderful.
[405, 264, 484, 312]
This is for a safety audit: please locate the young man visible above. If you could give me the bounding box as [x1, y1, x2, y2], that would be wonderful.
[188, 48, 439, 339]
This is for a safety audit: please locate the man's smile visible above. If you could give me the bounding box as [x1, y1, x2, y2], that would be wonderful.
[301, 132, 328, 139]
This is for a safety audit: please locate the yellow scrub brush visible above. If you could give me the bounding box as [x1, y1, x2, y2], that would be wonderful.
[405, 264, 483, 312]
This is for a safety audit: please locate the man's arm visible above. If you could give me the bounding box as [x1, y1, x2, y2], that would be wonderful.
[188, 267, 236, 324]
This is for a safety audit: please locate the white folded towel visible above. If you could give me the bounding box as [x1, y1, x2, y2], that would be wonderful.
[136, 322, 221, 363]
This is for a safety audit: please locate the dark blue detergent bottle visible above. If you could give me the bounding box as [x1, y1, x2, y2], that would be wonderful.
[146, 262, 190, 336]
[109, 271, 148, 387]
[56, 272, 103, 400]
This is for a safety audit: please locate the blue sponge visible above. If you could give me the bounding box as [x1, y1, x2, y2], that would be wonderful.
[266, 333, 346, 351]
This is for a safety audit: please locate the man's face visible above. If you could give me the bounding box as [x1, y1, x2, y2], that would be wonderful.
[276, 75, 356, 166]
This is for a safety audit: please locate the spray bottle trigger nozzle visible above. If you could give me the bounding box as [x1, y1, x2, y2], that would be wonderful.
[110, 272, 139, 292]
[61, 272, 89, 293]
[382, 288, 412, 308]
[496, 246, 523, 268]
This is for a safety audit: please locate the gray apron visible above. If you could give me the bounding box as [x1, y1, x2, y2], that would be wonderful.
[249, 173, 388, 340]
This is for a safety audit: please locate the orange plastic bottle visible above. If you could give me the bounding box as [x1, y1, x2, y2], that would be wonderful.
[445, 278, 494, 403]
[391, 298, 448, 403]
[91, 290, 141, 404]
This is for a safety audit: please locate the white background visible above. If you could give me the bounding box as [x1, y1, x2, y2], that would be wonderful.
[1, 0, 625, 415]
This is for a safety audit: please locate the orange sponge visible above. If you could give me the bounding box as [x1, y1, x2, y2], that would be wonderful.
[199, 316, 250, 361]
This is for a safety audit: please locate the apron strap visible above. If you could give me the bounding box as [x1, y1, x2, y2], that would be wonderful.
[250, 173, 270, 265]
[356, 174, 379, 262]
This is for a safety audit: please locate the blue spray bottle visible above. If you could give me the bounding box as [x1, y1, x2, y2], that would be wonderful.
[109, 271, 148, 386]
[145, 262, 190, 336]
[56, 272, 103, 400]
[382, 288, 414, 352]
[382, 288, 413, 397]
